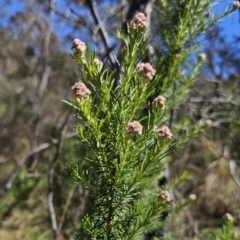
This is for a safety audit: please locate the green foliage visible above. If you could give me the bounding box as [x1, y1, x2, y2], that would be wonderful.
[204, 220, 237, 240]
[64, 2, 239, 239]
[67, 26, 176, 239]
[0, 0, 238, 239]
[156, 0, 236, 105]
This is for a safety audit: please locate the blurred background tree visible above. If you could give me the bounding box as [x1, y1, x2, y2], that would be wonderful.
[0, 0, 240, 239]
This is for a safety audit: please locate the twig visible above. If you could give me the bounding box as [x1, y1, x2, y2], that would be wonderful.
[47, 109, 73, 239]
[121, 0, 127, 23]
[29, 0, 57, 172]
[48, 187, 58, 239]
[58, 186, 76, 236]
[0, 142, 50, 196]
[85, 0, 116, 65]
[145, 0, 155, 31]
[85, 0, 110, 50]
[229, 160, 240, 190]
[0, 132, 76, 197]
[69, 8, 92, 30]
[174, 190, 203, 240]
[43, 0, 83, 24]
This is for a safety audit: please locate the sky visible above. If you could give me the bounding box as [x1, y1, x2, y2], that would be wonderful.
[2, 0, 240, 44]
[213, 1, 240, 40]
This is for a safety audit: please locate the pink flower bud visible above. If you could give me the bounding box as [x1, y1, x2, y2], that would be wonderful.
[72, 39, 86, 52]
[223, 213, 234, 222]
[157, 191, 171, 202]
[126, 121, 143, 136]
[138, 63, 156, 81]
[189, 194, 197, 201]
[198, 53, 206, 61]
[130, 12, 147, 31]
[71, 82, 91, 98]
[205, 119, 212, 126]
[155, 126, 173, 140]
[152, 95, 166, 109]
[233, 1, 240, 8]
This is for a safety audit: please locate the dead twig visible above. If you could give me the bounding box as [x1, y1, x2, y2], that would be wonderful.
[29, 0, 57, 172]
[0, 142, 50, 197]
[47, 109, 73, 240]
[85, 0, 116, 65]
[58, 186, 76, 236]
[0, 132, 76, 197]
[174, 190, 203, 240]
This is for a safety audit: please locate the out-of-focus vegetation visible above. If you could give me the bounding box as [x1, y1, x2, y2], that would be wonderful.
[0, 0, 240, 239]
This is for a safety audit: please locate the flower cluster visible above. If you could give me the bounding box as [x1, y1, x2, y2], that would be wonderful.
[154, 126, 173, 140]
[71, 82, 91, 98]
[130, 12, 147, 31]
[157, 191, 171, 202]
[152, 95, 166, 109]
[223, 213, 234, 222]
[126, 121, 143, 136]
[205, 119, 212, 126]
[233, 1, 240, 8]
[138, 63, 156, 81]
[189, 194, 197, 201]
[72, 39, 86, 53]
[198, 53, 206, 61]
